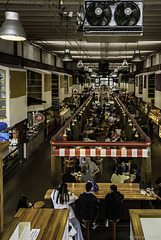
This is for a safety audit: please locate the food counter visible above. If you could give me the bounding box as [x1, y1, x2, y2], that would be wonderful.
[149, 109, 161, 137]
[23, 128, 45, 159]
[60, 107, 71, 123]
[3, 144, 22, 179]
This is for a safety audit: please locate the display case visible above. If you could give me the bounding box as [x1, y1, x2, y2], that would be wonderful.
[149, 109, 160, 125]
[3, 144, 22, 178]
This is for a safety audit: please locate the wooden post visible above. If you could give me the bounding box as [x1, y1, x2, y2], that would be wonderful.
[141, 146, 151, 187]
[51, 147, 61, 188]
[0, 142, 10, 233]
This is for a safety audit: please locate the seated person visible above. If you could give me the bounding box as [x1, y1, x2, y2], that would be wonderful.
[151, 177, 161, 209]
[105, 185, 124, 222]
[78, 182, 100, 229]
[83, 157, 100, 178]
[51, 183, 84, 240]
[80, 165, 94, 183]
[16, 195, 33, 213]
[62, 167, 76, 183]
[117, 161, 129, 174]
[111, 168, 130, 183]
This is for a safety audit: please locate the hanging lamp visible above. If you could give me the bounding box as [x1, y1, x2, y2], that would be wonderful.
[132, 50, 142, 62]
[77, 59, 84, 68]
[62, 17, 73, 62]
[122, 43, 128, 68]
[77, 39, 84, 68]
[122, 59, 128, 68]
[0, 11, 26, 41]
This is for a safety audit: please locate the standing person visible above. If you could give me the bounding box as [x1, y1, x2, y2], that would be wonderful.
[105, 185, 124, 226]
[51, 183, 84, 240]
[148, 119, 154, 143]
[83, 157, 100, 178]
[78, 182, 100, 229]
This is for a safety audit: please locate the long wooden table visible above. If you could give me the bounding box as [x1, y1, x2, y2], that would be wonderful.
[45, 183, 156, 201]
[0, 208, 69, 240]
[45, 183, 156, 220]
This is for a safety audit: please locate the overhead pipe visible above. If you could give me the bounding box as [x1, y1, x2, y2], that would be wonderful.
[50, 94, 151, 147]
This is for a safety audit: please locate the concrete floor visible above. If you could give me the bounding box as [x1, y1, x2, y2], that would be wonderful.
[3, 130, 161, 239]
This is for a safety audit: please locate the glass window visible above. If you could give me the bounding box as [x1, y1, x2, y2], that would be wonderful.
[27, 70, 42, 105]
[64, 75, 69, 94]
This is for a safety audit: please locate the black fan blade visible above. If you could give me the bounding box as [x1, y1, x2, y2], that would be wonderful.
[89, 17, 102, 26]
[102, 8, 111, 24]
[132, 8, 140, 23]
[128, 17, 137, 26]
[117, 16, 129, 26]
[87, 4, 97, 18]
[115, 8, 125, 18]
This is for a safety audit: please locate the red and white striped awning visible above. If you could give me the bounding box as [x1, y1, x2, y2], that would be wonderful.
[53, 148, 149, 158]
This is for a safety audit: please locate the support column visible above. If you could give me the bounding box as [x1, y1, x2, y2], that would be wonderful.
[141, 147, 151, 187]
[0, 152, 3, 232]
[51, 147, 61, 188]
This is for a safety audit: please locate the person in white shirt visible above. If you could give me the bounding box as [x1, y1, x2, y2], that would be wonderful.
[51, 183, 84, 240]
[111, 169, 130, 183]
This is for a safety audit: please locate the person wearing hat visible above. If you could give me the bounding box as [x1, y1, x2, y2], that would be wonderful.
[151, 177, 161, 208]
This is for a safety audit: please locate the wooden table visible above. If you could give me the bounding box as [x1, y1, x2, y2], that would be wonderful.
[0, 208, 69, 240]
[44, 183, 156, 201]
[45, 183, 156, 221]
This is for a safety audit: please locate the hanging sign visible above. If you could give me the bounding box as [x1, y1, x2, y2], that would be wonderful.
[34, 113, 45, 123]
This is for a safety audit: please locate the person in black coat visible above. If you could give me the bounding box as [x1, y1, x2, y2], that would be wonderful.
[78, 182, 100, 229]
[62, 167, 76, 183]
[105, 185, 124, 221]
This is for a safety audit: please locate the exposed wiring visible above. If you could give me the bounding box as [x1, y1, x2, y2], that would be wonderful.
[5, 0, 10, 10]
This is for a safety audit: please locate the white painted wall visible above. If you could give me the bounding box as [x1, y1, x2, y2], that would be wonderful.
[42, 52, 55, 66]
[10, 96, 27, 126]
[135, 74, 143, 99]
[56, 57, 63, 68]
[44, 90, 52, 109]
[155, 90, 161, 109]
[0, 39, 14, 55]
[23, 42, 40, 62]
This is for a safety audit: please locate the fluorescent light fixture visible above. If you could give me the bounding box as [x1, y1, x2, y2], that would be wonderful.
[0, 11, 26, 41]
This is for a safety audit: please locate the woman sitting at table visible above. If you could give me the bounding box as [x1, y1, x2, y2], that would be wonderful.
[111, 168, 130, 183]
[16, 195, 33, 213]
[51, 183, 84, 240]
[80, 165, 94, 183]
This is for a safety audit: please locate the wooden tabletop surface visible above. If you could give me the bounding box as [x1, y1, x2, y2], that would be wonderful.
[45, 183, 156, 201]
[0, 208, 69, 240]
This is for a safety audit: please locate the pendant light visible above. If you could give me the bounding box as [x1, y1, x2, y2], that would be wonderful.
[132, 50, 142, 62]
[77, 40, 84, 68]
[132, 42, 142, 62]
[122, 60, 128, 68]
[0, 11, 26, 41]
[122, 43, 128, 68]
[62, 17, 73, 62]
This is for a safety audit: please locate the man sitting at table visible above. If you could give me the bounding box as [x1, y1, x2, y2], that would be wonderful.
[117, 161, 129, 174]
[105, 185, 124, 226]
[78, 182, 100, 229]
[62, 167, 76, 183]
[83, 157, 100, 178]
